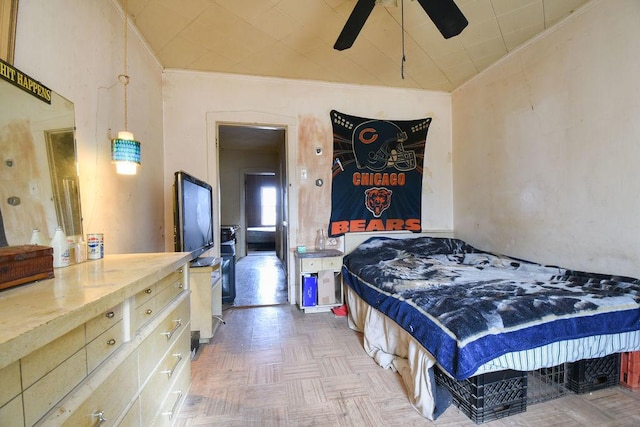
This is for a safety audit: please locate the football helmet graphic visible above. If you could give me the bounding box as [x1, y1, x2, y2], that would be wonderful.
[352, 120, 416, 171]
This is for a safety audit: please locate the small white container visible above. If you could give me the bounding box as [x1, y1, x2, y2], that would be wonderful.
[29, 228, 49, 246]
[50, 226, 70, 268]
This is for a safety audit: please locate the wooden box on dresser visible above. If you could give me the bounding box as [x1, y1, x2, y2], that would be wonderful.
[0, 252, 193, 426]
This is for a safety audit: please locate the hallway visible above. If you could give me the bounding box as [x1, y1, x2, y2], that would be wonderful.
[230, 251, 288, 307]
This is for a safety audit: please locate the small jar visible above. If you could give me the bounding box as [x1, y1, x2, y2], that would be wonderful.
[30, 228, 49, 246]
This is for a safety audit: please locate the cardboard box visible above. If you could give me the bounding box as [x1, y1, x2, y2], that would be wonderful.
[302, 274, 317, 307]
[0, 245, 54, 291]
[317, 270, 335, 305]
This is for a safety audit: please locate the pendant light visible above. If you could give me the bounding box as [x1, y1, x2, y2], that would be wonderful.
[111, 0, 141, 175]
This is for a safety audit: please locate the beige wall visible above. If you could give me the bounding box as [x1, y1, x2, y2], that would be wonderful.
[452, 0, 640, 277]
[163, 71, 454, 295]
[219, 147, 280, 258]
[13, 0, 165, 254]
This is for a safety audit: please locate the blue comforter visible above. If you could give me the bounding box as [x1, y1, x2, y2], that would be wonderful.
[342, 236, 640, 380]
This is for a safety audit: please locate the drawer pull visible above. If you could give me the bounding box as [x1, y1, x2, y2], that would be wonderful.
[179, 282, 184, 289]
[145, 309, 153, 315]
[162, 319, 182, 340]
[161, 353, 183, 378]
[145, 288, 153, 294]
[106, 338, 116, 346]
[92, 410, 107, 425]
[162, 391, 182, 420]
[105, 311, 115, 319]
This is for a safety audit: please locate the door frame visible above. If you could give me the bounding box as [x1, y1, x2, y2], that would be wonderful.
[208, 111, 298, 304]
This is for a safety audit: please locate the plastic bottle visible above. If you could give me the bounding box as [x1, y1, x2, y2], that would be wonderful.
[30, 228, 49, 246]
[75, 236, 87, 263]
[316, 229, 326, 251]
[50, 226, 70, 268]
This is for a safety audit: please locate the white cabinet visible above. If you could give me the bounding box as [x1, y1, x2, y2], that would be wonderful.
[0, 253, 192, 427]
[294, 250, 343, 313]
[190, 258, 223, 343]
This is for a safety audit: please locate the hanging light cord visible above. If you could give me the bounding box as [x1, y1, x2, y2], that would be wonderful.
[118, 0, 130, 131]
[401, 0, 406, 79]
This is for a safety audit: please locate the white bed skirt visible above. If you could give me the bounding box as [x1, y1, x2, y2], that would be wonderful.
[345, 286, 640, 420]
[346, 286, 440, 419]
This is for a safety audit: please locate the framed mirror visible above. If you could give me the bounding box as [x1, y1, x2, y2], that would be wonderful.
[0, 0, 18, 63]
[0, 61, 82, 247]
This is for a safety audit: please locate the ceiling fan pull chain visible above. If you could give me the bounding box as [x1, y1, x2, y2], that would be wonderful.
[401, 0, 406, 79]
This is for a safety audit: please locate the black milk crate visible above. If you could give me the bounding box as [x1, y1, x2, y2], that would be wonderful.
[434, 367, 527, 424]
[527, 363, 568, 405]
[567, 353, 620, 394]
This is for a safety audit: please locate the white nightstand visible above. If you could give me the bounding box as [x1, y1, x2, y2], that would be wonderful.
[294, 249, 344, 313]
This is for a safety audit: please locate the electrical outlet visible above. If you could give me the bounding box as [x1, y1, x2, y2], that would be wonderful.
[301, 169, 308, 179]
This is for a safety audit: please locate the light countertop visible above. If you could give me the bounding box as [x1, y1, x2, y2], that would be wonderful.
[0, 252, 191, 369]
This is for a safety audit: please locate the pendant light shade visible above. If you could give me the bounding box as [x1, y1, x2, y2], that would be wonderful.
[111, 131, 141, 175]
[113, 0, 140, 175]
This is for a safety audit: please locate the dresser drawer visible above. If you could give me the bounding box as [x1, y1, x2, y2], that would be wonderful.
[21, 325, 86, 389]
[322, 256, 343, 270]
[135, 283, 157, 308]
[139, 294, 190, 382]
[134, 270, 184, 331]
[155, 270, 184, 295]
[155, 278, 185, 311]
[152, 357, 191, 427]
[23, 349, 87, 426]
[86, 320, 125, 372]
[49, 350, 138, 427]
[0, 361, 20, 407]
[86, 303, 123, 342]
[134, 297, 157, 330]
[300, 258, 321, 272]
[119, 397, 141, 427]
[300, 256, 343, 272]
[0, 394, 23, 426]
[140, 322, 190, 424]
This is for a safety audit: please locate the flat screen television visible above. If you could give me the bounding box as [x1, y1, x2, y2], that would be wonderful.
[173, 170, 214, 266]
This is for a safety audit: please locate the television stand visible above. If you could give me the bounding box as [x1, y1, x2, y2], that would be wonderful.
[190, 256, 215, 267]
[190, 257, 223, 343]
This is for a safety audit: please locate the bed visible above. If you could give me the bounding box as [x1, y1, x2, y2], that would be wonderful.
[246, 226, 275, 250]
[342, 234, 640, 420]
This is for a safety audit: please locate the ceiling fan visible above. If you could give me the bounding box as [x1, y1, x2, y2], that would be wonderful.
[334, 0, 468, 51]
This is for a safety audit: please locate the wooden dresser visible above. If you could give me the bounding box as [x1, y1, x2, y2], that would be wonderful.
[0, 252, 192, 426]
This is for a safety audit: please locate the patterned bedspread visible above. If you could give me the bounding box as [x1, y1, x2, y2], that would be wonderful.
[342, 236, 640, 380]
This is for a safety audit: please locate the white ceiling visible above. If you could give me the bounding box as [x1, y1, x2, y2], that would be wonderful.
[121, 0, 589, 92]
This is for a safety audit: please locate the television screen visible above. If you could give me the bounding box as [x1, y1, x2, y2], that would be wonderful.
[174, 170, 214, 261]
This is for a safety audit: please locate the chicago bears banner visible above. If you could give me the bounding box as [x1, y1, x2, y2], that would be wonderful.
[328, 110, 431, 237]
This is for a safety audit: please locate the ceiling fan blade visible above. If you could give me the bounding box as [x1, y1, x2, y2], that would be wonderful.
[334, 0, 376, 51]
[416, 0, 468, 39]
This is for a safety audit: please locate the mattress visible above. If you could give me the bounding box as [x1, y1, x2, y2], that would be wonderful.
[342, 236, 640, 419]
[342, 236, 640, 380]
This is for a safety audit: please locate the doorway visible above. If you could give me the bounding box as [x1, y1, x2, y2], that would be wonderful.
[218, 124, 288, 307]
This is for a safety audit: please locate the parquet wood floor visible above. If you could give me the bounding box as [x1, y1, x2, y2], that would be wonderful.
[176, 305, 640, 426]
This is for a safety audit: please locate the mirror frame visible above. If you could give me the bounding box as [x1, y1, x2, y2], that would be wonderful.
[1, 60, 82, 248]
[0, 0, 18, 64]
